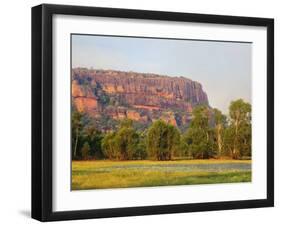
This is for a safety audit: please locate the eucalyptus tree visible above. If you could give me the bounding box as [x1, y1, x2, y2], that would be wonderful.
[213, 108, 227, 157]
[146, 120, 180, 160]
[227, 99, 251, 159]
[182, 106, 214, 159]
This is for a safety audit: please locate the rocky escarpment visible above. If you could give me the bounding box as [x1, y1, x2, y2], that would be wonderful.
[72, 68, 209, 131]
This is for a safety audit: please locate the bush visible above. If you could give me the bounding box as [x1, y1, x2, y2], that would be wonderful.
[81, 142, 90, 160]
[146, 120, 180, 160]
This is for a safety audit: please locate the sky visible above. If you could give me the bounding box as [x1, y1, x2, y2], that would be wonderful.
[72, 34, 252, 114]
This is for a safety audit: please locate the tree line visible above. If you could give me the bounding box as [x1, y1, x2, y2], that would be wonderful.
[72, 99, 251, 161]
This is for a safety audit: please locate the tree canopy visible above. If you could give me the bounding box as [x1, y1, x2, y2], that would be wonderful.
[146, 120, 180, 160]
[72, 99, 252, 161]
[181, 106, 214, 159]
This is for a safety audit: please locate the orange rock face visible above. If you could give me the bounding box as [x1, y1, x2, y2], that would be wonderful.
[73, 97, 98, 113]
[133, 105, 160, 111]
[127, 110, 141, 121]
[72, 79, 99, 115]
[72, 68, 209, 130]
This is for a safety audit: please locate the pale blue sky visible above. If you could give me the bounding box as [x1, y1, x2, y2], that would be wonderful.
[72, 34, 252, 114]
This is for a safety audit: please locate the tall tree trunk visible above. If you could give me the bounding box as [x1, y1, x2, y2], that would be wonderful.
[233, 116, 240, 159]
[217, 124, 222, 157]
[74, 129, 79, 158]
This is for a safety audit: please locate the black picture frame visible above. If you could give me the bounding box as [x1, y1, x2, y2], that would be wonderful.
[32, 3, 274, 222]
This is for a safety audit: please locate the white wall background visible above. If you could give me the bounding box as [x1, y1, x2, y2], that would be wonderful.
[0, 0, 279, 225]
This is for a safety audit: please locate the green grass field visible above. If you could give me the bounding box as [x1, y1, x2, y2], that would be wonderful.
[72, 159, 251, 190]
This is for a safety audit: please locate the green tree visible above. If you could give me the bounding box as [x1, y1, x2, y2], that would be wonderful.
[72, 110, 83, 159]
[114, 125, 139, 160]
[213, 108, 227, 158]
[167, 124, 181, 157]
[182, 106, 214, 159]
[101, 132, 118, 160]
[222, 126, 235, 157]
[179, 135, 190, 158]
[134, 141, 147, 160]
[82, 125, 104, 159]
[182, 127, 214, 159]
[146, 120, 180, 160]
[133, 131, 147, 160]
[81, 142, 90, 159]
[228, 99, 251, 159]
[119, 119, 134, 128]
[101, 119, 140, 160]
[240, 123, 252, 157]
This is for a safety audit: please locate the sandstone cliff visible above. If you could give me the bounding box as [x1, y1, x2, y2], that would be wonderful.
[72, 68, 209, 131]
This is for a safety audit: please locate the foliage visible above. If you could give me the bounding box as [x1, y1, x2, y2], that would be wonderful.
[71, 110, 84, 159]
[72, 99, 252, 161]
[94, 84, 110, 106]
[101, 132, 118, 160]
[101, 119, 141, 160]
[181, 106, 215, 159]
[72, 109, 104, 159]
[226, 99, 251, 159]
[213, 108, 227, 158]
[81, 142, 90, 160]
[146, 120, 180, 160]
[82, 125, 104, 159]
[114, 125, 139, 160]
[133, 141, 147, 160]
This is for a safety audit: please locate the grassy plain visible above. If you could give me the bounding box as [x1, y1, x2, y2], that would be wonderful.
[72, 159, 251, 190]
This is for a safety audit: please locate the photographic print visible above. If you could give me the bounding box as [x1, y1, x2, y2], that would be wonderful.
[32, 4, 273, 221]
[71, 34, 252, 190]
